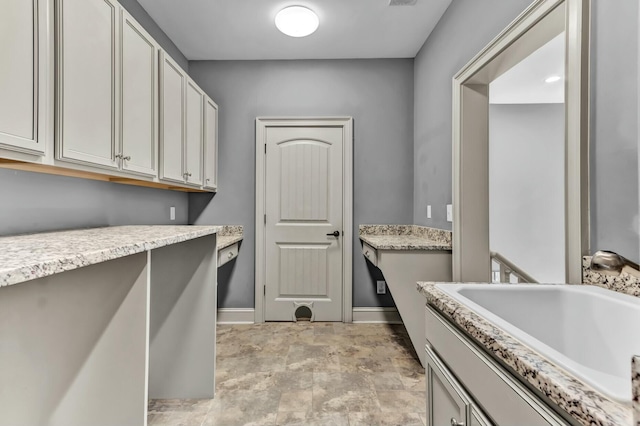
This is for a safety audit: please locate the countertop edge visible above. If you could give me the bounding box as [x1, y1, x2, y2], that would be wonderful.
[416, 282, 631, 426]
[0, 226, 222, 288]
[359, 234, 452, 251]
[217, 235, 244, 251]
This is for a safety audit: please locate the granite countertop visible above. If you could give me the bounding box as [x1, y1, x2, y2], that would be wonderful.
[0, 225, 222, 288]
[216, 225, 244, 251]
[417, 282, 632, 426]
[359, 224, 452, 251]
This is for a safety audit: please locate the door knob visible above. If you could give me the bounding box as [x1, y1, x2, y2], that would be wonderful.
[326, 231, 340, 237]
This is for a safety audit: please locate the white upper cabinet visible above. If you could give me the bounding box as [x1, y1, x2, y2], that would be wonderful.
[185, 79, 204, 186]
[120, 9, 158, 177]
[0, 0, 47, 154]
[159, 52, 186, 183]
[203, 97, 218, 190]
[56, 0, 119, 169]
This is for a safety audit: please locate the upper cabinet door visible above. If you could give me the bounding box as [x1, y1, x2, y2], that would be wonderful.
[185, 79, 204, 186]
[0, 0, 45, 154]
[203, 97, 218, 190]
[159, 52, 185, 183]
[56, 0, 119, 169]
[120, 10, 158, 177]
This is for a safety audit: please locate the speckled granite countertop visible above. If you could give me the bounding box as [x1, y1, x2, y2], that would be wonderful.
[359, 225, 452, 251]
[216, 225, 243, 251]
[0, 225, 222, 288]
[417, 282, 632, 426]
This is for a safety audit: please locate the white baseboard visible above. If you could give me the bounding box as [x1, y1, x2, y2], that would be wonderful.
[217, 308, 255, 324]
[352, 307, 402, 324]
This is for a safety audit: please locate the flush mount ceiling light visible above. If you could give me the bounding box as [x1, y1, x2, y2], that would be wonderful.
[545, 75, 562, 83]
[275, 6, 319, 38]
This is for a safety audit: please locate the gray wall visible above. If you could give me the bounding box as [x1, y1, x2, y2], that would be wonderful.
[590, 0, 639, 262]
[413, 0, 535, 229]
[119, 0, 189, 71]
[489, 104, 565, 283]
[0, 0, 190, 236]
[188, 59, 415, 309]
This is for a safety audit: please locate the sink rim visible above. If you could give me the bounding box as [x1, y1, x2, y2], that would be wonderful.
[434, 283, 638, 404]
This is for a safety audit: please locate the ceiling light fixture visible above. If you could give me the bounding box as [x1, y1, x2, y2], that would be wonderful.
[544, 75, 562, 83]
[275, 6, 319, 38]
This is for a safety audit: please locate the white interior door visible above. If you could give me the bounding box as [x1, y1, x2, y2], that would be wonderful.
[264, 126, 344, 322]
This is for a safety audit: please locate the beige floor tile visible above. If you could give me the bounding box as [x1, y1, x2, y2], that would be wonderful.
[419, 412, 427, 426]
[339, 357, 395, 373]
[278, 390, 313, 412]
[366, 372, 406, 390]
[149, 323, 426, 425]
[276, 411, 349, 426]
[377, 390, 426, 412]
[348, 411, 425, 426]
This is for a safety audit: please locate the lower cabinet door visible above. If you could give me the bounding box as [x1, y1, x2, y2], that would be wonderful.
[470, 406, 493, 426]
[426, 345, 469, 426]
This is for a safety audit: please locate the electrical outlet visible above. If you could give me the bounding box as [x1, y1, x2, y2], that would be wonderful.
[446, 204, 453, 222]
[376, 280, 386, 294]
[427, 205, 432, 219]
[170, 206, 176, 221]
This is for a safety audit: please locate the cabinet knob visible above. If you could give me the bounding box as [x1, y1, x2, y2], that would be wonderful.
[115, 154, 122, 159]
[450, 418, 464, 426]
[228, 252, 234, 259]
[365, 251, 370, 258]
[123, 155, 131, 161]
[183, 172, 192, 178]
[206, 178, 210, 182]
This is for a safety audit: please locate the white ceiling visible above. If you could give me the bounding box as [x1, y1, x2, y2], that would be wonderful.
[137, 0, 453, 60]
[490, 33, 565, 104]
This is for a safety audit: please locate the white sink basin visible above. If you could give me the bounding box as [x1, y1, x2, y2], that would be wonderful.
[436, 283, 640, 403]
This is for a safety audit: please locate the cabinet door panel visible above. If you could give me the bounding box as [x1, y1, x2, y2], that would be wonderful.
[57, 0, 118, 168]
[159, 53, 185, 183]
[0, 0, 43, 153]
[203, 97, 217, 190]
[426, 346, 469, 426]
[185, 80, 204, 186]
[121, 10, 157, 177]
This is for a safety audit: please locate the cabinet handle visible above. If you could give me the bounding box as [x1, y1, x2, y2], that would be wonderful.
[206, 178, 210, 182]
[450, 418, 464, 426]
[183, 172, 192, 178]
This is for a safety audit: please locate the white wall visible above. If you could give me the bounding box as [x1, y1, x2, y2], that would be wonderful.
[489, 103, 565, 283]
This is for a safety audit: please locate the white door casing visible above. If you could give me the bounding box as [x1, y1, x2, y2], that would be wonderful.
[255, 118, 353, 323]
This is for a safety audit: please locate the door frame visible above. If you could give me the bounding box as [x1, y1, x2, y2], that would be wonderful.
[452, 0, 590, 283]
[255, 117, 354, 323]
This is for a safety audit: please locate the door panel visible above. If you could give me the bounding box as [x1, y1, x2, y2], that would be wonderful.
[159, 53, 185, 183]
[265, 126, 343, 322]
[120, 10, 157, 177]
[185, 79, 204, 186]
[57, 0, 118, 168]
[203, 98, 217, 189]
[0, 0, 43, 153]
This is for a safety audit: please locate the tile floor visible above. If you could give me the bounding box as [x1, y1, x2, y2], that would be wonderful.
[148, 322, 426, 426]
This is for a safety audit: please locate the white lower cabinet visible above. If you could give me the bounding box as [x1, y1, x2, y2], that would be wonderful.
[426, 345, 491, 426]
[425, 306, 573, 426]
